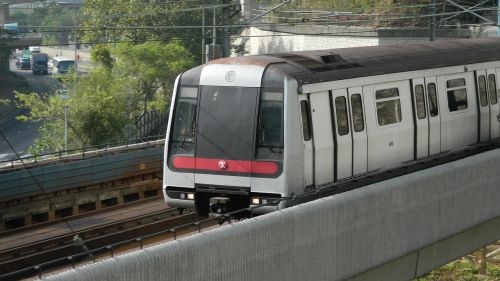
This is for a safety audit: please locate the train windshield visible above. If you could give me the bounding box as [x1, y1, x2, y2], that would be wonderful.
[196, 86, 259, 160]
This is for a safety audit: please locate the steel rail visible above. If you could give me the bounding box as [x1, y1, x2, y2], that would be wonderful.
[0, 196, 163, 237]
[0, 209, 195, 279]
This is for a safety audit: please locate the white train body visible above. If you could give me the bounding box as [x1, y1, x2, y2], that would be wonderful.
[163, 39, 500, 216]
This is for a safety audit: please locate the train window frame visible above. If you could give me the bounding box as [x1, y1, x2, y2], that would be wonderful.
[414, 84, 426, 119]
[169, 86, 199, 154]
[300, 100, 312, 141]
[478, 75, 488, 107]
[427, 83, 439, 117]
[488, 74, 498, 105]
[351, 94, 365, 132]
[446, 77, 468, 112]
[335, 96, 349, 136]
[375, 87, 402, 127]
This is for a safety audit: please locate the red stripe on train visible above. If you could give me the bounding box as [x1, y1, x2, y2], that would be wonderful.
[172, 156, 278, 175]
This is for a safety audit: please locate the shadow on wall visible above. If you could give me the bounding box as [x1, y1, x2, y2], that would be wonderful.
[259, 35, 292, 54]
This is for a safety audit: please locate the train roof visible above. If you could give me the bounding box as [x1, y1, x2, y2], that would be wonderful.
[218, 38, 500, 85]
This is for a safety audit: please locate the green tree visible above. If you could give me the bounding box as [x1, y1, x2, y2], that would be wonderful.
[10, 3, 80, 44]
[115, 41, 194, 113]
[40, 5, 79, 46]
[90, 44, 114, 70]
[15, 41, 194, 154]
[80, 0, 221, 63]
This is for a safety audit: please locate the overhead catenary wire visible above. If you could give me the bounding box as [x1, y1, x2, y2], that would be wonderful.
[2, 1, 496, 52]
[8, 5, 497, 36]
[5, 0, 496, 37]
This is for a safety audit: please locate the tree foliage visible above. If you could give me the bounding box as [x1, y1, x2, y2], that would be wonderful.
[90, 44, 114, 70]
[80, 0, 216, 63]
[10, 3, 79, 45]
[16, 41, 195, 154]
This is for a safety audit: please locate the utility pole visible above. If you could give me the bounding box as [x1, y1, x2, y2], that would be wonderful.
[201, 4, 205, 64]
[498, 0, 500, 37]
[213, 7, 216, 46]
[64, 105, 68, 151]
[222, 0, 229, 58]
[430, 0, 436, 41]
[206, 6, 221, 62]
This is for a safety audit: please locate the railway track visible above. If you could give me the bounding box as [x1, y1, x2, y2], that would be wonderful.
[0, 198, 201, 280]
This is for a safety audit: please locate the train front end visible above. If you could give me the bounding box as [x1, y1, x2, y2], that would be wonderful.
[163, 58, 287, 217]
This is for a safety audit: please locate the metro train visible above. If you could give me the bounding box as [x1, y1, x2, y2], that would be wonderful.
[163, 38, 500, 216]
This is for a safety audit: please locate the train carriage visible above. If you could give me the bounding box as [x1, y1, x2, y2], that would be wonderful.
[163, 38, 500, 216]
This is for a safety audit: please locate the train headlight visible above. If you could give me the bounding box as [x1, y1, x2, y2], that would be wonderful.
[179, 193, 186, 199]
[251, 197, 261, 205]
[187, 193, 195, 200]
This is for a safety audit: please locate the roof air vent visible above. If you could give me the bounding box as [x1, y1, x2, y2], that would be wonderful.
[320, 54, 345, 64]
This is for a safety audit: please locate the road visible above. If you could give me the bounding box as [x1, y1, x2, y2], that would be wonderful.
[0, 58, 60, 161]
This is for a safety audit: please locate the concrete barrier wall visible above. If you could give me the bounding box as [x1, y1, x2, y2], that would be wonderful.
[45, 149, 500, 281]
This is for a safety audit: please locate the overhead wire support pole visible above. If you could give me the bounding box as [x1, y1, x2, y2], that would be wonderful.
[446, 0, 494, 24]
[222, 0, 229, 58]
[201, 4, 205, 64]
[440, 0, 490, 24]
[430, 0, 436, 41]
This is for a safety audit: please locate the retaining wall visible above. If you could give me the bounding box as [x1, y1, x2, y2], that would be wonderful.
[0, 147, 163, 203]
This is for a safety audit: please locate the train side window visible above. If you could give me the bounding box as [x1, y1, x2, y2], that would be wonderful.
[300, 100, 312, 141]
[335, 96, 349, 136]
[414, 84, 426, 119]
[488, 74, 498, 105]
[446, 78, 468, 112]
[427, 83, 439, 117]
[376, 88, 399, 99]
[478, 75, 488, 107]
[375, 88, 402, 126]
[351, 94, 364, 132]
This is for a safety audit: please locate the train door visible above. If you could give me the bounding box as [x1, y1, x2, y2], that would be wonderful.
[299, 95, 314, 188]
[475, 70, 490, 142]
[331, 89, 352, 180]
[411, 78, 429, 158]
[487, 69, 499, 139]
[347, 87, 368, 175]
[363, 80, 414, 171]
[309, 91, 335, 185]
[425, 77, 441, 155]
[437, 73, 477, 151]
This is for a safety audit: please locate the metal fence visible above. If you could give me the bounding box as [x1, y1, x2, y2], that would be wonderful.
[0, 135, 165, 172]
[135, 110, 169, 140]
